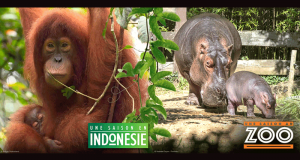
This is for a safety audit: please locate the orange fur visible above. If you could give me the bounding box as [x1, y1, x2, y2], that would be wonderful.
[5, 104, 47, 153]
[5, 8, 148, 153]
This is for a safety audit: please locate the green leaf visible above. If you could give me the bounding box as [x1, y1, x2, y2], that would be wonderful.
[122, 109, 136, 123]
[139, 60, 154, 79]
[140, 113, 151, 123]
[150, 45, 166, 64]
[128, 7, 153, 17]
[17, 97, 28, 105]
[149, 108, 158, 124]
[5, 90, 16, 101]
[122, 62, 135, 77]
[133, 61, 146, 75]
[140, 106, 152, 114]
[151, 105, 167, 120]
[61, 85, 75, 99]
[153, 40, 179, 51]
[161, 12, 180, 22]
[139, 52, 155, 78]
[115, 72, 128, 78]
[122, 45, 133, 50]
[115, 7, 132, 29]
[149, 16, 163, 40]
[157, 17, 166, 26]
[148, 121, 154, 130]
[140, 52, 152, 60]
[154, 79, 176, 91]
[153, 127, 171, 137]
[153, 8, 163, 15]
[150, 132, 157, 142]
[165, 48, 173, 53]
[149, 60, 156, 78]
[146, 99, 157, 107]
[147, 85, 163, 105]
[102, 8, 114, 39]
[151, 71, 172, 83]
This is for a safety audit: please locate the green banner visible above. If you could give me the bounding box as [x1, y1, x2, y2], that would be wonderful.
[88, 123, 148, 148]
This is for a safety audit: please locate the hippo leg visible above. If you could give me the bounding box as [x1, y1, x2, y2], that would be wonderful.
[245, 99, 256, 117]
[227, 100, 236, 115]
[185, 83, 201, 105]
[182, 71, 201, 106]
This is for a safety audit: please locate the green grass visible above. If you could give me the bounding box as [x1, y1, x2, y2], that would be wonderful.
[163, 72, 188, 91]
[276, 89, 300, 121]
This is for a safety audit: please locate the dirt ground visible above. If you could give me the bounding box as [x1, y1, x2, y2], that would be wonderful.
[150, 88, 300, 153]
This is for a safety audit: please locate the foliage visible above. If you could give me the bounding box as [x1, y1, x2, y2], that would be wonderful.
[276, 88, 300, 121]
[0, 127, 6, 151]
[276, 98, 300, 121]
[240, 56, 249, 60]
[0, 8, 38, 115]
[163, 72, 188, 90]
[114, 7, 180, 152]
[187, 7, 300, 33]
[159, 26, 169, 32]
[292, 89, 300, 97]
[61, 85, 75, 99]
[260, 75, 288, 85]
[276, 8, 300, 33]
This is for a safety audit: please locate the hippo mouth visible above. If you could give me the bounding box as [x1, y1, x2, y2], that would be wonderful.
[200, 88, 227, 107]
[258, 108, 276, 119]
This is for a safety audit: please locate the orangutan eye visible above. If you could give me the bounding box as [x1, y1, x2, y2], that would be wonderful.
[62, 43, 68, 47]
[45, 42, 55, 53]
[61, 41, 71, 52]
[47, 43, 54, 48]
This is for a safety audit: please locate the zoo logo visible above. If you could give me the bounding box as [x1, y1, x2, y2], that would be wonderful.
[244, 121, 294, 149]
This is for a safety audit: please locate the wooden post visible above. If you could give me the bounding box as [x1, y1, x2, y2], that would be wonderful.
[173, 8, 187, 75]
[287, 49, 297, 97]
[174, 8, 187, 34]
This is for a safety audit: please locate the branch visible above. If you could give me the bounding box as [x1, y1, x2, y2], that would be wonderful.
[86, 14, 120, 115]
[114, 76, 134, 112]
[137, 13, 150, 109]
[46, 69, 97, 101]
[141, 13, 150, 61]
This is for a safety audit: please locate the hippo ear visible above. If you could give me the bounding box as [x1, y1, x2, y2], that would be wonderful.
[200, 44, 206, 53]
[273, 93, 276, 99]
[227, 44, 233, 53]
[260, 92, 268, 104]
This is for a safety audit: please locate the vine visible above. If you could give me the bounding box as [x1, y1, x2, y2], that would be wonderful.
[47, 7, 180, 152]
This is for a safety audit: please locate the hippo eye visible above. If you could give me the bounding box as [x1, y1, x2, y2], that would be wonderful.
[206, 61, 213, 68]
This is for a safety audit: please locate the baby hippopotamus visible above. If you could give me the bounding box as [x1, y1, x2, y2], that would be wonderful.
[226, 71, 276, 118]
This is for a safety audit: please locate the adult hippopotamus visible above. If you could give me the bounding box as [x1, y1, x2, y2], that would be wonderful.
[174, 13, 241, 107]
[226, 71, 276, 119]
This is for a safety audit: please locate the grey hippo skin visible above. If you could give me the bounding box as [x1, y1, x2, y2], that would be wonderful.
[226, 71, 277, 119]
[174, 13, 241, 107]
